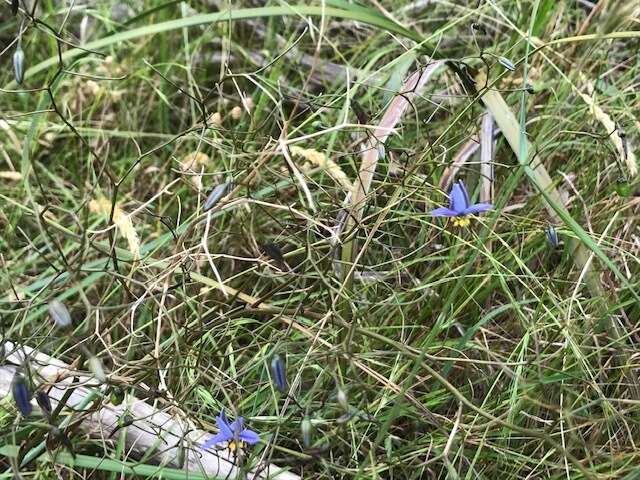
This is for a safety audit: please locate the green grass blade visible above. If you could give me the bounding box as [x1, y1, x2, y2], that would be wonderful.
[4, 5, 424, 89]
[0, 445, 211, 480]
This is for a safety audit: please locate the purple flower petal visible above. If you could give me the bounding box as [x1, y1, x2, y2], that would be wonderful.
[215, 413, 233, 439]
[239, 429, 260, 445]
[229, 417, 244, 433]
[430, 207, 458, 217]
[463, 203, 493, 215]
[202, 432, 229, 449]
[458, 181, 470, 208]
[449, 182, 469, 213]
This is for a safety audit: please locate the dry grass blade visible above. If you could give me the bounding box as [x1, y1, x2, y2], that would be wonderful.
[577, 80, 637, 177]
[280, 140, 317, 212]
[440, 122, 500, 189]
[341, 62, 443, 279]
[439, 138, 479, 190]
[480, 112, 494, 204]
[474, 70, 606, 298]
[350, 62, 443, 222]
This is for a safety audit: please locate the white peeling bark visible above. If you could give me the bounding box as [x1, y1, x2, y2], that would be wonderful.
[0, 342, 299, 480]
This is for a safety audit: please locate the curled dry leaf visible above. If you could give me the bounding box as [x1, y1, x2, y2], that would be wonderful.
[180, 152, 210, 171]
[180, 152, 210, 190]
[89, 196, 141, 259]
[291, 145, 353, 191]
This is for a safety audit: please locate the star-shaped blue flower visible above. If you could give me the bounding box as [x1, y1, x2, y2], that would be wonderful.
[431, 180, 492, 226]
[201, 409, 259, 450]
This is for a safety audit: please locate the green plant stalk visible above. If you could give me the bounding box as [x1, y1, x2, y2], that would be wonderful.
[19, 390, 101, 467]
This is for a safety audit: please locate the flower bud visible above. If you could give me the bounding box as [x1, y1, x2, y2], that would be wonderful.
[36, 390, 52, 417]
[545, 226, 559, 249]
[261, 242, 284, 267]
[301, 416, 312, 448]
[270, 354, 287, 393]
[336, 387, 348, 412]
[203, 182, 228, 212]
[110, 387, 125, 405]
[13, 45, 25, 84]
[12, 373, 32, 416]
[48, 299, 72, 328]
[498, 56, 515, 71]
[616, 177, 631, 197]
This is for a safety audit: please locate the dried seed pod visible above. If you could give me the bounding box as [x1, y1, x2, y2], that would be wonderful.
[48, 299, 72, 328]
[203, 182, 228, 212]
[231, 106, 242, 120]
[208, 111, 222, 126]
[13, 45, 25, 84]
[270, 354, 287, 393]
[12, 373, 32, 416]
[11, 0, 19, 15]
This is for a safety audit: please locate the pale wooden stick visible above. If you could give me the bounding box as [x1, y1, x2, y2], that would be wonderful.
[0, 341, 299, 480]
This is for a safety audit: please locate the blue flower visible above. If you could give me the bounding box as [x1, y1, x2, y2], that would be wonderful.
[431, 180, 492, 227]
[201, 410, 259, 450]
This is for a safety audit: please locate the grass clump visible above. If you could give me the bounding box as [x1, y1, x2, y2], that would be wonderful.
[1, 1, 640, 479]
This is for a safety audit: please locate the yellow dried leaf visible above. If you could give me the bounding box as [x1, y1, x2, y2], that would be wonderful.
[89, 196, 141, 259]
[180, 152, 210, 171]
[290, 146, 353, 191]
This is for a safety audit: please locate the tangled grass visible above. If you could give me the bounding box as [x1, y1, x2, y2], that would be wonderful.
[1, 1, 640, 478]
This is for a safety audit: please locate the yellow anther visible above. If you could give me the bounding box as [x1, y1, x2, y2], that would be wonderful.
[228, 440, 244, 451]
[452, 217, 471, 227]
